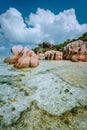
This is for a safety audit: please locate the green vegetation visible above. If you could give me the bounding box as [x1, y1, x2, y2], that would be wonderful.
[33, 32, 87, 53]
[78, 32, 87, 41]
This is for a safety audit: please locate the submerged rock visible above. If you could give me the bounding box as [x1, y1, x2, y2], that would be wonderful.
[45, 50, 63, 60]
[63, 40, 87, 62]
[4, 46, 39, 69]
[0, 58, 87, 129]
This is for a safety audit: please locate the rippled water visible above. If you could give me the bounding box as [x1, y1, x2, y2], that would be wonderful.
[0, 56, 87, 130]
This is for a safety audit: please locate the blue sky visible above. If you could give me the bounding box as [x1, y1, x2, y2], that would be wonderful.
[0, 0, 87, 24]
[0, 0, 87, 49]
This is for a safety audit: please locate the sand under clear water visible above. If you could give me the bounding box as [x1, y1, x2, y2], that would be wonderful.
[0, 56, 87, 130]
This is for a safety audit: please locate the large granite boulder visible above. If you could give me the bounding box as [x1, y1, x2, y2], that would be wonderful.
[4, 53, 22, 64]
[4, 46, 24, 64]
[11, 45, 23, 55]
[4, 46, 39, 69]
[63, 40, 87, 62]
[45, 50, 63, 60]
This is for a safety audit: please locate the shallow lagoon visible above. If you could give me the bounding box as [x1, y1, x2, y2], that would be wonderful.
[0, 56, 87, 130]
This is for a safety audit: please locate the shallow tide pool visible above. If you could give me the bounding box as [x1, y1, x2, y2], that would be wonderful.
[0, 56, 87, 130]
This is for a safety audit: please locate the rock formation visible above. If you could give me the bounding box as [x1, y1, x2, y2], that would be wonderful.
[63, 40, 87, 62]
[45, 50, 63, 60]
[11, 45, 23, 55]
[4, 46, 39, 69]
[4, 46, 23, 64]
[39, 42, 54, 49]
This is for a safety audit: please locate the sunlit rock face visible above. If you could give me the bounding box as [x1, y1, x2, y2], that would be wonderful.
[11, 45, 23, 55]
[45, 50, 63, 60]
[63, 40, 87, 62]
[4, 46, 39, 69]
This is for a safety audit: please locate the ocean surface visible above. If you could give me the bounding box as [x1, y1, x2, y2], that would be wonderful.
[0, 54, 87, 130]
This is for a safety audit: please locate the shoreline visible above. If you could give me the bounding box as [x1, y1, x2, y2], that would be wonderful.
[0, 56, 87, 129]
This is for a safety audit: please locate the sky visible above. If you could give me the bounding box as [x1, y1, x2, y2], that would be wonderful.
[0, 0, 87, 50]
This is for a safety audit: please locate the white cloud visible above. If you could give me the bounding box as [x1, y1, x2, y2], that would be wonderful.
[0, 7, 87, 47]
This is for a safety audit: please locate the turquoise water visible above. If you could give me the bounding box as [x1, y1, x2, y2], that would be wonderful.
[0, 55, 87, 130]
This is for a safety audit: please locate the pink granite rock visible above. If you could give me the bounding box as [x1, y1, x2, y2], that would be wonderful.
[63, 40, 87, 62]
[11, 45, 23, 55]
[45, 50, 63, 60]
[4, 46, 39, 69]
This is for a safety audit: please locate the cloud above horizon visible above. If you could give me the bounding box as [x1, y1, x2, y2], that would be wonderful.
[0, 7, 87, 47]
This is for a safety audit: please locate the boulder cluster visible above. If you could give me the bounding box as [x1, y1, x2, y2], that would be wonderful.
[4, 40, 87, 69]
[45, 50, 63, 60]
[4, 46, 39, 69]
[44, 40, 87, 62]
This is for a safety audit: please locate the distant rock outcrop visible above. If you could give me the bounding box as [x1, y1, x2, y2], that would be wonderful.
[63, 40, 87, 62]
[39, 42, 54, 49]
[4, 46, 39, 69]
[45, 50, 63, 60]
